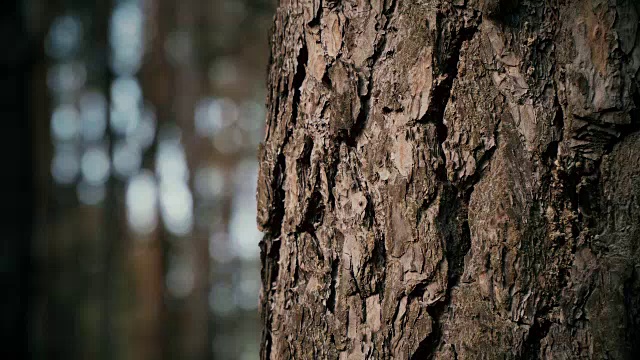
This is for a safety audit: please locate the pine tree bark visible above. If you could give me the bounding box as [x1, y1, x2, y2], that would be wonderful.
[257, 0, 640, 358]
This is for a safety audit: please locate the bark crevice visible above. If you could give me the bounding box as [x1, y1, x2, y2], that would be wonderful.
[346, 0, 397, 147]
[411, 10, 484, 359]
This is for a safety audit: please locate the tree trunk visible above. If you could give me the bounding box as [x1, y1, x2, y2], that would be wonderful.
[257, 0, 640, 358]
[1, 1, 33, 358]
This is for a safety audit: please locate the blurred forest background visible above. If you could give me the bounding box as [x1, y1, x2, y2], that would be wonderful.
[1, 0, 275, 359]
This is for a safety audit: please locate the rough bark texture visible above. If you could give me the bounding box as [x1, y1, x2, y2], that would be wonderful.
[257, 0, 640, 358]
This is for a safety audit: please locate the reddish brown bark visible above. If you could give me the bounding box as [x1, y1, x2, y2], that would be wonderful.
[258, 0, 640, 358]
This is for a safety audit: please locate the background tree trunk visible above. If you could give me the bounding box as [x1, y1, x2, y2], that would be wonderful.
[1, 1, 33, 358]
[257, 0, 640, 358]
